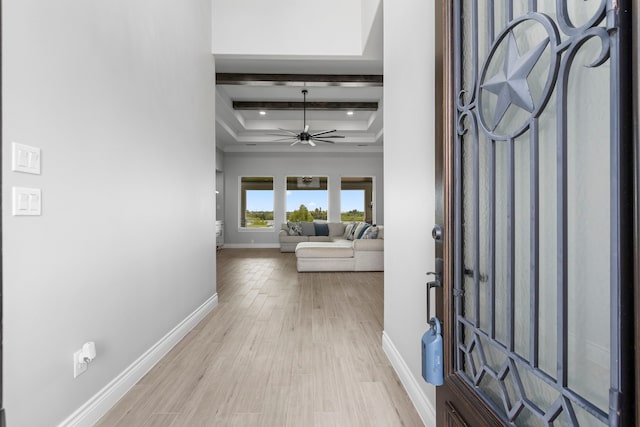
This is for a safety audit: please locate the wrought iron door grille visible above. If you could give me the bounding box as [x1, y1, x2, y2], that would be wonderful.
[452, 0, 623, 425]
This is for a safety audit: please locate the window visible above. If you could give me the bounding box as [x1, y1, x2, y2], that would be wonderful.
[240, 177, 274, 228]
[341, 177, 374, 223]
[286, 176, 328, 222]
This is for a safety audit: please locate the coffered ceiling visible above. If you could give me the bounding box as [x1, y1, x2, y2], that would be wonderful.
[216, 50, 384, 153]
[215, 70, 383, 153]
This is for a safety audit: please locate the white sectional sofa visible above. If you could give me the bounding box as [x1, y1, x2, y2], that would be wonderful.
[278, 222, 384, 272]
[278, 222, 346, 252]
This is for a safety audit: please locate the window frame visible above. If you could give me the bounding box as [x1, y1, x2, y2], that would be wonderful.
[238, 176, 275, 231]
[340, 176, 375, 224]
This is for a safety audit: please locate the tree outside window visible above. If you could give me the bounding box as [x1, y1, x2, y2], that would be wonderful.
[341, 177, 374, 223]
[240, 177, 274, 228]
[286, 176, 328, 222]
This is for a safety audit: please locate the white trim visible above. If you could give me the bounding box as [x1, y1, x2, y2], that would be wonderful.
[223, 243, 280, 249]
[382, 331, 435, 427]
[58, 294, 219, 427]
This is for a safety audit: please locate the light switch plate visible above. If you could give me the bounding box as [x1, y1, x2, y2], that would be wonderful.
[12, 187, 41, 216]
[12, 142, 41, 174]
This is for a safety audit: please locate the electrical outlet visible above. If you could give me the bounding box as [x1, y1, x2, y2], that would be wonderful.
[73, 350, 88, 378]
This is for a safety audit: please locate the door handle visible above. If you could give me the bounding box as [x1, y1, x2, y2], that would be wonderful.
[426, 257, 443, 326]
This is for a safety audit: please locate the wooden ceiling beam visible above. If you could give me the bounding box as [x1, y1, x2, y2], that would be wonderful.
[217, 73, 383, 87]
[232, 101, 379, 111]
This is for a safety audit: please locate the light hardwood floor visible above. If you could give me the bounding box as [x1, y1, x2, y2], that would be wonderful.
[96, 249, 423, 426]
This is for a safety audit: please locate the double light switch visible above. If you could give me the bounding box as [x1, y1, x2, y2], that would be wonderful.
[12, 142, 42, 216]
[12, 142, 41, 175]
[13, 187, 41, 216]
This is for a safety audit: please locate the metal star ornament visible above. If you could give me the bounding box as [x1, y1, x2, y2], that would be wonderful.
[482, 32, 549, 130]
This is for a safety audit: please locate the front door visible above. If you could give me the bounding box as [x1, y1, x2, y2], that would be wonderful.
[434, 0, 636, 425]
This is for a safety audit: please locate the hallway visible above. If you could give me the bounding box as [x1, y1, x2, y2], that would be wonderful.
[96, 249, 423, 426]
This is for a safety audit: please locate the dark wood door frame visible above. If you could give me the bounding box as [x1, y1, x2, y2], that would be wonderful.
[434, 0, 638, 425]
[433, 0, 504, 416]
[434, 0, 503, 424]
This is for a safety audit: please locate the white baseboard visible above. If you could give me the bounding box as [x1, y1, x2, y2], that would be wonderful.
[222, 243, 280, 249]
[58, 293, 219, 427]
[382, 331, 435, 427]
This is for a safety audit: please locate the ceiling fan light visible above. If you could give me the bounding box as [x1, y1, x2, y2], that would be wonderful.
[270, 89, 344, 147]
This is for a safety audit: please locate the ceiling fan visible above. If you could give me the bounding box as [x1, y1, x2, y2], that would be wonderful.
[269, 89, 345, 147]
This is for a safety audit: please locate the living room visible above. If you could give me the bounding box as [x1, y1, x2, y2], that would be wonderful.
[218, 151, 384, 249]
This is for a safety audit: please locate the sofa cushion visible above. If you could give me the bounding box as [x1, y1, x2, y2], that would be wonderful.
[300, 221, 316, 236]
[314, 222, 330, 236]
[286, 221, 303, 236]
[353, 238, 384, 251]
[308, 236, 333, 242]
[328, 222, 346, 237]
[280, 235, 308, 244]
[295, 241, 354, 258]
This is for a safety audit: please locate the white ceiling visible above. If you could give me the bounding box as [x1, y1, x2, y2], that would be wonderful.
[214, 8, 384, 154]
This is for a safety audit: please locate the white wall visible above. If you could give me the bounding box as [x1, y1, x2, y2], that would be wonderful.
[383, 0, 437, 425]
[3, 0, 216, 425]
[212, 0, 362, 56]
[361, 0, 381, 49]
[223, 152, 383, 246]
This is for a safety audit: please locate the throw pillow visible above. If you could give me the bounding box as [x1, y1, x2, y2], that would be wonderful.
[287, 221, 302, 236]
[361, 226, 379, 239]
[351, 222, 371, 240]
[314, 222, 330, 236]
[343, 222, 356, 239]
[300, 221, 316, 236]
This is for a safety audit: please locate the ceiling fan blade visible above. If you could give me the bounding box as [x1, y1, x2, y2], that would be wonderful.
[268, 133, 298, 137]
[290, 140, 300, 146]
[311, 138, 336, 144]
[310, 129, 337, 137]
[272, 137, 299, 142]
[308, 140, 316, 147]
[278, 128, 299, 136]
[304, 124, 309, 133]
[312, 135, 345, 138]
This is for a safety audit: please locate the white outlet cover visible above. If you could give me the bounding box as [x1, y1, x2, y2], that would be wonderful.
[12, 142, 41, 174]
[73, 350, 88, 378]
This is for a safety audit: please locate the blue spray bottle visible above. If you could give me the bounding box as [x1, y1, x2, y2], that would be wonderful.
[421, 317, 443, 385]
